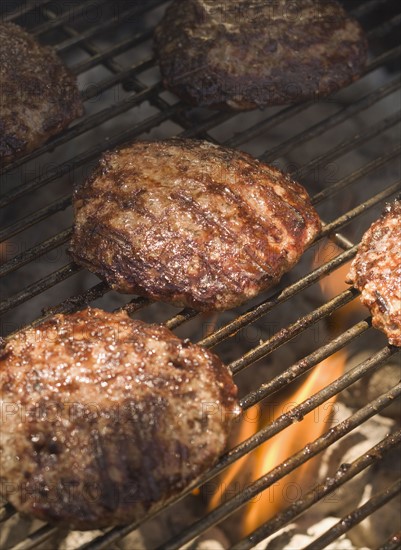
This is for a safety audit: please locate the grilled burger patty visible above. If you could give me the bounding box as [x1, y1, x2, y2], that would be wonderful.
[346, 200, 401, 347]
[0, 308, 239, 528]
[69, 139, 321, 311]
[154, 0, 367, 110]
[0, 22, 83, 165]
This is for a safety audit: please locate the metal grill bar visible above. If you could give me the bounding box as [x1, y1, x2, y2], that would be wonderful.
[0, 502, 15, 524]
[351, 0, 393, 18]
[320, 180, 400, 237]
[303, 480, 401, 550]
[0, 228, 72, 278]
[31, 0, 110, 36]
[379, 532, 401, 550]
[285, 112, 401, 178]
[199, 246, 357, 350]
[312, 144, 401, 205]
[1, 1, 400, 548]
[32, 345, 392, 550]
[11, 525, 59, 550]
[3, 138, 398, 285]
[112, 370, 401, 550]
[229, 288, 357, 375]
[0, 263, 81, 316]
[1, 0, 51, 22]
[71, 30, 154, 75]
[262, 77, 400, 164]
[0, 195, 71, 243]
[304, 480, 401, 550]
[368, 13, 401, 39]
[53, 0, 167, 54]
[232, 429, 401, 550]
[239, 318, 371, 411]
[41, 3, 180, 126]
[80, 58, 156, 100]
[0, 102, 184, 208]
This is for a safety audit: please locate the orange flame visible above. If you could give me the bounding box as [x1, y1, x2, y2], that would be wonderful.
[243, 350, 346, 534]
[208, 351, 346, 535]
[209, 239, 353, 534]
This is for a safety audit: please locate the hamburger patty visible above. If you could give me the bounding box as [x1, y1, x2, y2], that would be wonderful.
[0, 22, 83, 165]
[346, 199, 401, 347]
[69, 139, 321, 311]
[154, 0, 367, 110]
[0, 308, 239, 529]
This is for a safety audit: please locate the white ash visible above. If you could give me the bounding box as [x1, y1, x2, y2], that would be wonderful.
[313, 402, 399, 548]
[254, 517, 369, 550]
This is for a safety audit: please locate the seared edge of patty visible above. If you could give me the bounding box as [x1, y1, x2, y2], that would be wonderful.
[346, 199, 401, 346]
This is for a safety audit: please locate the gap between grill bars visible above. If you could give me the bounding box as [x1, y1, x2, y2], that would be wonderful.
[1, 0, 400, 549]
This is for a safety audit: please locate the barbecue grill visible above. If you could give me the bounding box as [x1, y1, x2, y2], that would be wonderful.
[1, 1, 400, 549]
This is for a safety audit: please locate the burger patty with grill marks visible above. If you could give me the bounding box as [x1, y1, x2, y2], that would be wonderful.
[0, 22, 83, 165]
[347, 199, 401, 347]
[0, 308, 239, 529]
[154, 0, 367, 110]
[69, 139, 321, 311]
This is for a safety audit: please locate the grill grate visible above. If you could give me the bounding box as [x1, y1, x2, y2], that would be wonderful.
[1, 1, 400, 549]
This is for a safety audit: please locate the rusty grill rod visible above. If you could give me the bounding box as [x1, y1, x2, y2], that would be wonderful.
[53, 0, 167, 54]
[232, 429, 401, 550]
[294, 113, 400, 181]
[41, 4, 198, 141]
[351, 0, 393, 18]
[262, 77, 400, 164]
[10, 526, 59, 550]
[229, 288, 359, 376]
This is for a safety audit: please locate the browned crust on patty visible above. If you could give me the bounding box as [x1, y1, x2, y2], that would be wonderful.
[346, 199, 401, 347]
[0, 308, 239, 528]
[154, 0, 368, 110]
[69, 139, 321, 311]
[0, 22, 83, 165]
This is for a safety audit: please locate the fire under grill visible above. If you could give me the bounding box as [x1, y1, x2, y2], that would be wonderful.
[0, 1, 400, 549]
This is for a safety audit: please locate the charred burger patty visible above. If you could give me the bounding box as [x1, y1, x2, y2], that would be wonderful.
[0, 308, 239, 528]
[154, 0, 367, 110]
[347, 199, 401, 347]
[69, 139, 321, 311]
[0, 22, 83, 165]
